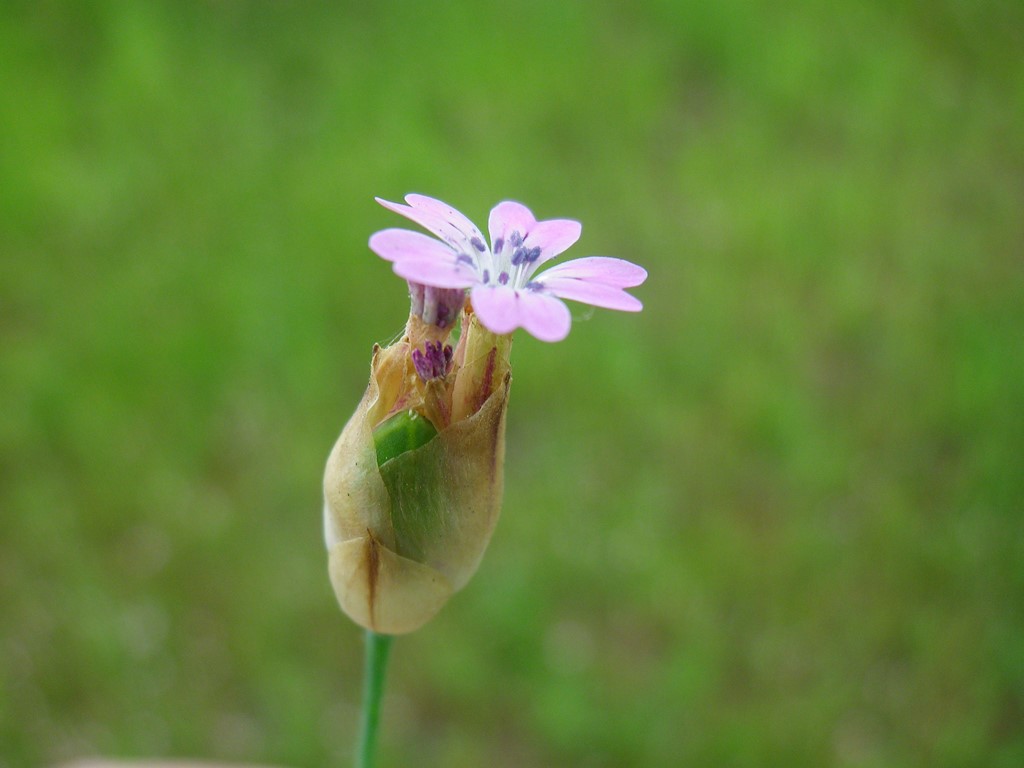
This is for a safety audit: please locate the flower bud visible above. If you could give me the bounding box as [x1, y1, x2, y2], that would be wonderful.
[323, 304, 511, 634]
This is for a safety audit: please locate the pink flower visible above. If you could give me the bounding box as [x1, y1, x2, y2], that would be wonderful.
[369, 194, 647, 342]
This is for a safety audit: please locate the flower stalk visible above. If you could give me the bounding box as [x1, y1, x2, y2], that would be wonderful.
[356, 630, 393, 768]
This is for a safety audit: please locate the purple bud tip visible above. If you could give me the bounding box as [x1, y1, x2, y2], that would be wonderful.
[411, 284, 466, 328]
[412, 341, 454, 381]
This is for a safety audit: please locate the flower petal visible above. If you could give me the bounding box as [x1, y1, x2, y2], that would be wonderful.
[405, 194, 487, 245]
[523, 218, 582, 268]
[535, 256, 648, 287]
[536, 276, 643, 312]
[393, 258, 477, 289]
[376, 196, 480, 253]
[518, 291, 573, 341]
[471, 285, 572, 342]
[487, 201, 537, 254]
[468, 285, 520, 335]
[369, 228, 457, 263]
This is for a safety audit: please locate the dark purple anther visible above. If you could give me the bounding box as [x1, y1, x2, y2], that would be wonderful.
[526, 246, 541, 263]
[498, 271, 510, 285]
[471, 237, 486, 252]
[493, 237, 504, 254]
[412, 340, 454, 381]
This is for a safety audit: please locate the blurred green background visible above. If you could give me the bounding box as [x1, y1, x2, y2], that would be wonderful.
[2, 1, 1022, 766]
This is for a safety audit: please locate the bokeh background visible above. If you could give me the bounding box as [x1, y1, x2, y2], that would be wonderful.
[2, 1, 1022, 766]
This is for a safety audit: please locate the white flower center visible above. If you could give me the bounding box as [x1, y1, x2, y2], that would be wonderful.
[472, 229, 543, 291]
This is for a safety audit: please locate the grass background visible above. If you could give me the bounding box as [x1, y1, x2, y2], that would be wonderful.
[2, 1, 1022, 766]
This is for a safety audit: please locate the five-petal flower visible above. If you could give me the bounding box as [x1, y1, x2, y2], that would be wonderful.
[369, 194, 647, 342]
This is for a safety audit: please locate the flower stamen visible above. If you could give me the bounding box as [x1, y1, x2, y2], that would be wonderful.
[411, 340, 454, 381]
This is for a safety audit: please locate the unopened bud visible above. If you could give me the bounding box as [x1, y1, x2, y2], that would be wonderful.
[323, 303, 511, 634]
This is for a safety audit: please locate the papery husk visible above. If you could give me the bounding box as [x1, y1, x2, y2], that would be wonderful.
[324, 334, 511, 635]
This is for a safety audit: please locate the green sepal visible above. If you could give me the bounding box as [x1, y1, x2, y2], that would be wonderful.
[373, 409, 437, 467]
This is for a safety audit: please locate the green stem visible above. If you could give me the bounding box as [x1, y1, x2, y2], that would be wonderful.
[356, 629, 393, 768]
